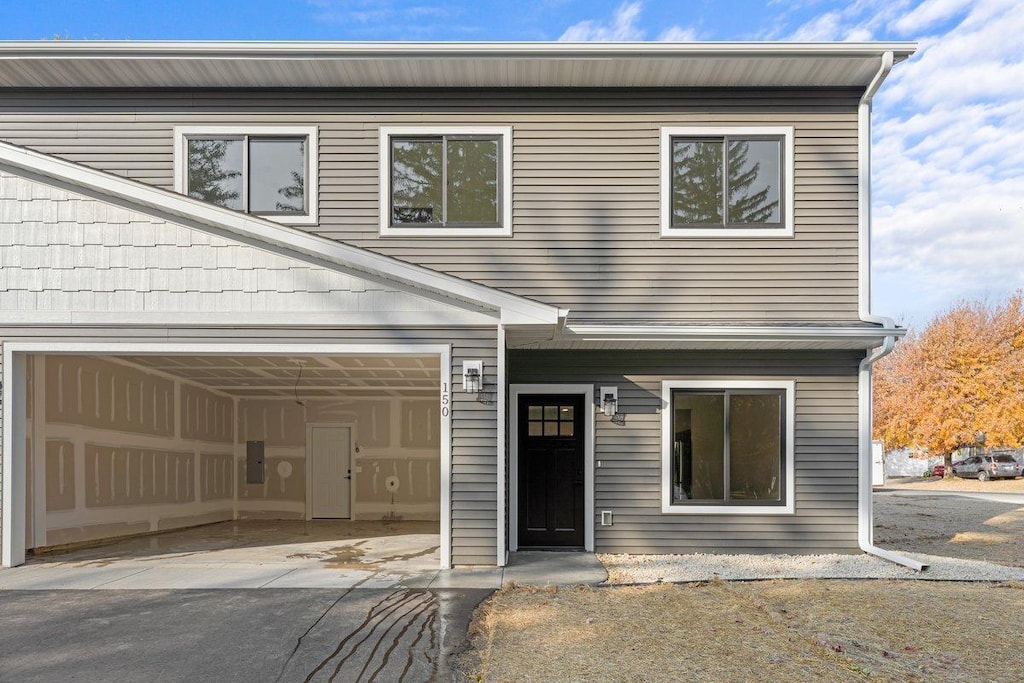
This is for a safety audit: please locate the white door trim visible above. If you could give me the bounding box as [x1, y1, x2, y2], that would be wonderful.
[508, 383, 595, 553]
[2, 341, 452, 569]
[305, 422, 356, 520]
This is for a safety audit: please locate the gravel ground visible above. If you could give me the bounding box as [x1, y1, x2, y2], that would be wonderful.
[599, 551, 1024, 583]
[601, 490, 1024, 583]
[883, 475, 1024, 492]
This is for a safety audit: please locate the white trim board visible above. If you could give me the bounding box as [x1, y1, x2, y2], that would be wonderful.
[379, 126, 514, 238]
[660, 126, 795, 239]
[2, 341, 453, 570]
[0, 140, 559, 326]
[660, 379, 796, 515]
[508, 384, 595, 553]
[173, 125, 320, 227]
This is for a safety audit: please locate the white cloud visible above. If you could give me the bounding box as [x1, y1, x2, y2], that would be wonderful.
[893, 0, 975, 33]
[559, 1, 645, 41]
[558, 1, 698, 42]
[658, 26, 698, 41]
[870, 0, 1024, 321]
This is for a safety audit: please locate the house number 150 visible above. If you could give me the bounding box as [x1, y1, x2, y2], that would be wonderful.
[441, 382, 450, 417]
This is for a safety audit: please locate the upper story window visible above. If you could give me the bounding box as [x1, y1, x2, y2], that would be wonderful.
[660, 127, 794, 238]
[174, 126, 318, 226]
[379, 126, 513, 237]
[661, 379, 795, 515]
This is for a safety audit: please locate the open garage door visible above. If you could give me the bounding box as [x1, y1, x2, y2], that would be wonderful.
[3, 344, 450, 569]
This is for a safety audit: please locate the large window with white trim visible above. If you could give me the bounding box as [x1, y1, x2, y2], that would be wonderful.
[174, 126, 318, 226]
[660, 127, 794, 238]
[379, 126, 512, 237]
[662, 380, 795, 514]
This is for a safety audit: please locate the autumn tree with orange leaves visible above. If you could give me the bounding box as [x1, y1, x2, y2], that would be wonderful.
[873, 295, 1024, 475]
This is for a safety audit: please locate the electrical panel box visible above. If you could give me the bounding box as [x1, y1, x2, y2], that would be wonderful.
[246, 440, 265, 484]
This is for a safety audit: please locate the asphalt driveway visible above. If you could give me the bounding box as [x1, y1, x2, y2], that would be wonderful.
[0, 587, 488, 682]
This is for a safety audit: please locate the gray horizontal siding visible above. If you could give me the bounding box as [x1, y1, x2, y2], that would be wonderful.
[509, 349, 863, 554]
[0, 88, 863, 323]
[0, 325, 499, 566]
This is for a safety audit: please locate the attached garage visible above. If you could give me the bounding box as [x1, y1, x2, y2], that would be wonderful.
[0, 142, 561, 570]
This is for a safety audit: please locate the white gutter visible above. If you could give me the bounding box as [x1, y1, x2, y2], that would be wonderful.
[0, 40, 920, 59]
[856, 51, 925, 571]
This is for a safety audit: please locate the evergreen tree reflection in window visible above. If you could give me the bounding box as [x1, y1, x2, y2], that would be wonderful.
[187, 139, 243, 210]
[671, 137, 780, 227]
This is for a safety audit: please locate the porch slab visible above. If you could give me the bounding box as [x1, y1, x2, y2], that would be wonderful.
[501, 551, 608, 586]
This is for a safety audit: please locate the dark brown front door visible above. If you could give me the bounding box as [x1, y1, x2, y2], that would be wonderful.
[518, 394, 585, 548]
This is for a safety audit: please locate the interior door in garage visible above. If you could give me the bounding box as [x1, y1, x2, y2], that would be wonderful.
[309, 425, 352, 518]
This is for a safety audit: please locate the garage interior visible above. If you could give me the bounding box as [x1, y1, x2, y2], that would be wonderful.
[21, 352, 442, 559]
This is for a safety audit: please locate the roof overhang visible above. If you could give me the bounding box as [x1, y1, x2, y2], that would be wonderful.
[0, 41, 916, 90]
[0, 140, 560, 326]
[508, 323, 906, 351]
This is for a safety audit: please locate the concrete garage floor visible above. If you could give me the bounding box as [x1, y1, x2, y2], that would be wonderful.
[0, 520, 444, 590]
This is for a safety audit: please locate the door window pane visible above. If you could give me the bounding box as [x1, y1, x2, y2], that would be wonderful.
[391, 139, 443, 224]
[727, 139, 781, 224]
[446, 138, 498, 223]
[249, 138, 306, 214]
[728, 394, 782, 501]
[187, 138, 243, 210]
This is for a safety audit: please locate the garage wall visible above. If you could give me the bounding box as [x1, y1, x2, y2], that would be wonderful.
[236, 396, 441, 521]
[31, 354, 235, 547]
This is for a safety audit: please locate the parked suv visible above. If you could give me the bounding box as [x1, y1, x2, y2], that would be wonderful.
[952, 454, 1021, 481]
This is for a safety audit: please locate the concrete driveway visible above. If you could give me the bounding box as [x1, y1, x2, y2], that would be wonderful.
[0, 520, 444, 590]
[0, 587, 487, 682]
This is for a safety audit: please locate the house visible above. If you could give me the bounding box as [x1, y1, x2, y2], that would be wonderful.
[0, 41, 918, 569]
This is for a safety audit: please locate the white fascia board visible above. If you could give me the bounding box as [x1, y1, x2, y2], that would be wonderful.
[564, 324, 907, 345]
[0, 141, 559, 326]
[0, 41, 920, 59]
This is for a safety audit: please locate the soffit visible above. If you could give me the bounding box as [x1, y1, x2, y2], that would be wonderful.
[0, 41, 916, 89]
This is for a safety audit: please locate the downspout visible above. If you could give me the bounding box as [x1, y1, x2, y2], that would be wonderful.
[857, 51, 927, 571]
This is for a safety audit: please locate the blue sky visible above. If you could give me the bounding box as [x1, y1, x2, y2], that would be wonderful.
[2, 0, 1022, 329]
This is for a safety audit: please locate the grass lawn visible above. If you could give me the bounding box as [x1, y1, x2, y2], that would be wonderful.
[464, 580, 1024, 682]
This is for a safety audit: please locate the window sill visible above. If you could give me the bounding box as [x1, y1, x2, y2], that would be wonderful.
[380, 225, 512, 238]
[661, 502, 795, 515]
[660, 226, 794, 239]
[268, 214, 318, 227]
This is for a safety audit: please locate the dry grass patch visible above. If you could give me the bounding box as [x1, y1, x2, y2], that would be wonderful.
[875, 494, 1024, 566]
[463, 580, 1024, 682]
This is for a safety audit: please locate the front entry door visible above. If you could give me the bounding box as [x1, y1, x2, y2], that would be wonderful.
[518, 394, 585, 548]
[310, 426, 352, 518]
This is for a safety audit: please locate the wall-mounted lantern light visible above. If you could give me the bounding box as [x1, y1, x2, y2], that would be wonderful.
[600, 386, 618, 417]
[462, 360, 484, 393]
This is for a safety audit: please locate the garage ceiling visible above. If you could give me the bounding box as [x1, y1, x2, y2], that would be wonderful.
[109, 354, 441, 399]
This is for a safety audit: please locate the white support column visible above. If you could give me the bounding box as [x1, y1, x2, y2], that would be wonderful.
[496, 323, 507, 567]
[3, 351, 28, 567]
[31, 355, 47, 548]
